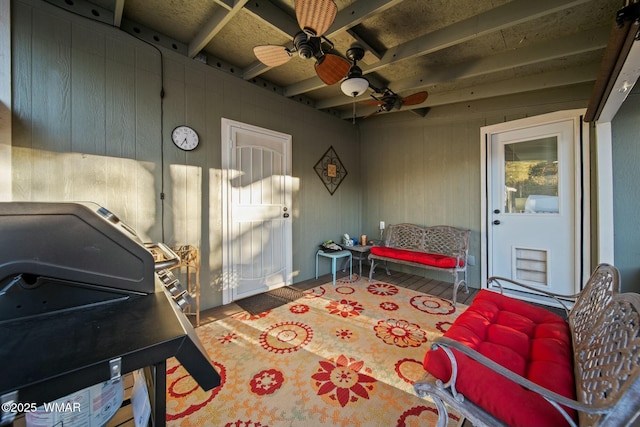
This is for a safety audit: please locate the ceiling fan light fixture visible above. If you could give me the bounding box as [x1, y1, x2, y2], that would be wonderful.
[341, 76, 369, 97]
[342, 45, 368, 97]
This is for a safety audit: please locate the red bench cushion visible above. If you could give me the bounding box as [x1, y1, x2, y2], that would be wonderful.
[423, 290, 576, 427]
[370, 246, 464, 268]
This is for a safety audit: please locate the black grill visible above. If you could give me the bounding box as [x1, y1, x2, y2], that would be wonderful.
[0, 202, 220, 426]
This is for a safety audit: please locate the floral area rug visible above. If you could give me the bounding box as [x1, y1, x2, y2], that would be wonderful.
[166, 275, 466, 427]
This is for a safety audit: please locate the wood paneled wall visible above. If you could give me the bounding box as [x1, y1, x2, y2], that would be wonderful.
[612, 89, 640, 293]
[10, 0, 359, 309]
[360, 118, 484, 286]
[358, 89, 593, 288]
[1, 1, 10, 201]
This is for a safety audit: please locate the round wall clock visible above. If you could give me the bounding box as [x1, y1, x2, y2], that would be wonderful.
[171, 125, 199, 151]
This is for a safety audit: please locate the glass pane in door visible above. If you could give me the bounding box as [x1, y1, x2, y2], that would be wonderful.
[503, 137, 559, 214]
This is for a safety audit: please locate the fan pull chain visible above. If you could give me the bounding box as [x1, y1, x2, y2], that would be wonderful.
[352, 99, 356, 124]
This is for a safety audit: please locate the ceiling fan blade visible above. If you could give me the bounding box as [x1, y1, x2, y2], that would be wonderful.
[295, 0, 337, 37]
[360, 99, 385, 106]
[253, 45, 292, 67]
[315, 54, 350, 85]
[401, 91, 428, 106]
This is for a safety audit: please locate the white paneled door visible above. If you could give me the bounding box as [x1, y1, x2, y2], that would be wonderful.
[222, 119, 292, 304]
[484, 111, 587, 298]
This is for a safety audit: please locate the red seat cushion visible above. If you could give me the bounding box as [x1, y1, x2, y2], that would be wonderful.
[370, 246, 464, 268]
[423, 290, 575, 427]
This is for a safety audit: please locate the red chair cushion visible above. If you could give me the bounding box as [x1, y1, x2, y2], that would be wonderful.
[370, 246, 464, 268]
[423, 290, 576, 427]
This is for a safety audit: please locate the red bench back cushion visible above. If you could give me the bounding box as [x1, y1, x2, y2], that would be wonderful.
[423, 290, 576, 426]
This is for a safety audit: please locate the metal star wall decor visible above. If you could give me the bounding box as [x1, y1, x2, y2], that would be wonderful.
[314, 146, 347, 195]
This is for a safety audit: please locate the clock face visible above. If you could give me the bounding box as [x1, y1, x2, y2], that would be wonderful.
[171, 126, 199, 151]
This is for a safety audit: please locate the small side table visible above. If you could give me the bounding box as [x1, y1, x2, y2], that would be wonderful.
[341, 245, 372, 277]
[316, 250, 352, 285]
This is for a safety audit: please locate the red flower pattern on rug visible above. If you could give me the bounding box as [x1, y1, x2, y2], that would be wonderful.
[217, 332, 238, 344]
[250, 369, 285, 396]
[311, 354, 377, 407]
[166, 277, 466, 427]
[410, 294, 455, 315]
[303, 286, 325, 298]
[374, 318, 428, 347]
[259, 321, 313, 354]
[325, 298, 364, 318]
[380, 301, 399, 311]
[289, 304, 309, 314]
[436, 320, 454, 333]
[367, 282, 399, 296]
[397, 405, 455, 427]
[334, 327, 356, 341]
[395, 358, 425, 385]
[166, 360, 226, 421]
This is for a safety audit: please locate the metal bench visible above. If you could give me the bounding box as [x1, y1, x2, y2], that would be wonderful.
[414, 263, 640, 427]
[368, 223, 470, 305]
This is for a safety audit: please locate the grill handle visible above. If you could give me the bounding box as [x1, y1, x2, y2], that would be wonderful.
[145, 242, 181, 271]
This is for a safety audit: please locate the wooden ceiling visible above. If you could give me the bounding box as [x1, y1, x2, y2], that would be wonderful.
[45, 0, 624, 121]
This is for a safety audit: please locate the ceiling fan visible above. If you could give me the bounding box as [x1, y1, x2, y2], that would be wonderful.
[361, 87, 429, 117]
[252, 0, 350, 85]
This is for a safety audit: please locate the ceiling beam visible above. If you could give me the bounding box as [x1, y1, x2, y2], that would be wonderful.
[212, 0, 234, 10]
[326, 0, 404, 35]
[243, 0, 402, 80]
[286, 0, 593, 96]
[365, 83, 594, 123]
[344, 62, 601, 119]
[113, 0, 125, 27]
[391, 26, 609, 92]
[188, 0, 250, 58]
[366, 0, 592, 74]
[243, 0, 301, 38]
[322, 26, 609, 110]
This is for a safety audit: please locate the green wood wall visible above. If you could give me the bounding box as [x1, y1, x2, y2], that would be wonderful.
[10, 0, 360, 310]
[612, 87, 640, 293]
[358, 89, 593, 288]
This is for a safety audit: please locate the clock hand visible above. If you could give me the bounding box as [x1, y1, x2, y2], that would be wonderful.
[183, 138, 187, 144]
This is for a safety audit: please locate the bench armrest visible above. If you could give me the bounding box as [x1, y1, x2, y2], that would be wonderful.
[486, 276, 577, 315]
[427, 336, 613, 427]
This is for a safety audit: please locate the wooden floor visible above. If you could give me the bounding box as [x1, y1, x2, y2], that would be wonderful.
[197, 269, 480, 326]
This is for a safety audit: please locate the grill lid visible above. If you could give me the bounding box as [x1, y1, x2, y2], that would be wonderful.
[0, 202, 156, 294]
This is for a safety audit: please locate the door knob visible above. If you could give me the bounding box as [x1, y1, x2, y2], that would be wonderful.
[283, 213, 290, 218]
[493, 220, 501, 225]
[493, 209, 500, 214]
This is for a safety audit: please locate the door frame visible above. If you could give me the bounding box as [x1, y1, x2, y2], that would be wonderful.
[220, 118, 293, 305]
[480, 109, 591, 300]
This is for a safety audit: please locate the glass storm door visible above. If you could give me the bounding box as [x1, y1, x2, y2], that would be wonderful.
[489, 119, 576, 295]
